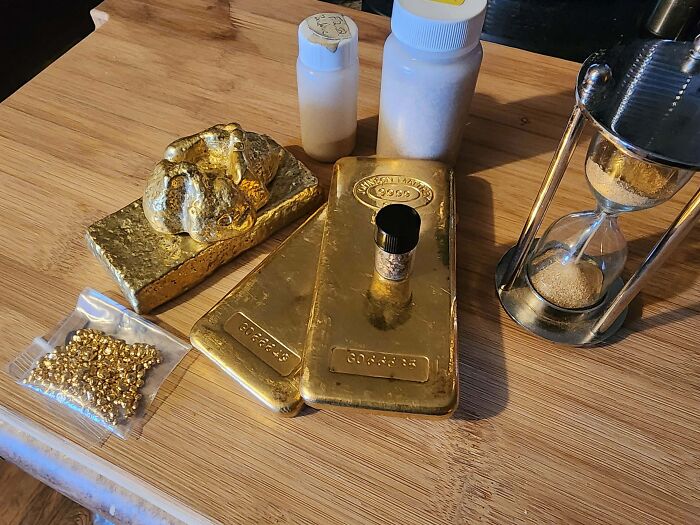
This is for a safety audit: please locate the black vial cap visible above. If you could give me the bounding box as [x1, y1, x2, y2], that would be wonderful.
[374, 204, 421, 254]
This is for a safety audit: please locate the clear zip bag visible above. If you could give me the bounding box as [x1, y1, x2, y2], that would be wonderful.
[7, 288, 190, 441]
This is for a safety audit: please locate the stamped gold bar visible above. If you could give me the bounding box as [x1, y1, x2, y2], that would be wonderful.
[300, 157, 458, 418]
[86, 148, 322, 313]
[190, 207, 326, 416]
[329, 348, 430, 383]
[224, 312, 301, 377]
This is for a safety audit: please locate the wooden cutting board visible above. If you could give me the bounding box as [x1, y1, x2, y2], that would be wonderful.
[0, 0, 697, 523]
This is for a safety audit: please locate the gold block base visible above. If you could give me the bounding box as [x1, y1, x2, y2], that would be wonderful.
[190, 207, 326, 416]
[86, 149, 322, 313]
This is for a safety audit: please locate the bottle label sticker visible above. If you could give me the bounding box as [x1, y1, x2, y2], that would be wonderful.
[307, 13, 351, 41]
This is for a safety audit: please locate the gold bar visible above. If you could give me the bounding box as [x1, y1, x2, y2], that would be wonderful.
[300, 157, 458, 418]
[190, 207, 326, 416]
[86, 149, 322, 313]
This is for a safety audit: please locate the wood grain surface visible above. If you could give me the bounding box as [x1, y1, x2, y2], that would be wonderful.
[0, 460, 91, 524]
[0, 0, 697, 523]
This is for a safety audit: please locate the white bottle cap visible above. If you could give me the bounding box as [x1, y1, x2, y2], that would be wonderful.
[298, 13, 359, 71]
[390, 0, 487, 53]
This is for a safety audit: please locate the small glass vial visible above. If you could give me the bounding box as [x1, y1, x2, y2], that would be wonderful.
[374, 204, 421, 281]
[376, 0, 487, 165]
[297, 13, 359, 163]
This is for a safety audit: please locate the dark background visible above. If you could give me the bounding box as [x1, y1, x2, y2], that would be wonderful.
[1, 0, 698, 101]
[0, 1, 101, 101]
[365, 0, 659, 59]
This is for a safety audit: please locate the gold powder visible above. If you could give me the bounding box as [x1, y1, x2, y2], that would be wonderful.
[587, 141, 678, 208]
[530, 258, 604, 309]
[587, 158, 655, 208]
[24, 329, 161, 425]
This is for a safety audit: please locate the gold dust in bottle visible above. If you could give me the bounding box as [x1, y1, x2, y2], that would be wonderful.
[300, 157, 458, 417]
[373, 203, 421, 282]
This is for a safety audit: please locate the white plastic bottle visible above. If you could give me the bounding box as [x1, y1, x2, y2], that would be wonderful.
[377, 0, 487, 165]
[297, 13, 359, 163]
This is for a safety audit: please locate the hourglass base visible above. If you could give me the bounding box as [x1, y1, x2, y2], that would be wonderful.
[495, 245, 627, 346]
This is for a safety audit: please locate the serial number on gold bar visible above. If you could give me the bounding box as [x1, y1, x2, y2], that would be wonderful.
[329, 347, 430, 383]
[224, 312, 300, 377]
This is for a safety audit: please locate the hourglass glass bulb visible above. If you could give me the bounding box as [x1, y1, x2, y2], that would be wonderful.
[585, 134, 695, 213]
[527, 211, 627, 309]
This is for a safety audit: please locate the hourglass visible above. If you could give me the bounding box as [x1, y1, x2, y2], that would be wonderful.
[495, 36, 700, 346]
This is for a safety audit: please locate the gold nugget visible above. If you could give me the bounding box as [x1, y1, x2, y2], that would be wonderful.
[24, 329, 161, 425]
[143, 123, 284, 243]
[86, 128, 321, 313]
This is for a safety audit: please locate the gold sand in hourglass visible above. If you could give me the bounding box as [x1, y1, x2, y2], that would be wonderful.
[529, 249, 604, 309]
[587, 138, 682, 208]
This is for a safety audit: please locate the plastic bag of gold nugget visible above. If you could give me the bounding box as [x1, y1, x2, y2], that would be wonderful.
[7, 288, 190, 441]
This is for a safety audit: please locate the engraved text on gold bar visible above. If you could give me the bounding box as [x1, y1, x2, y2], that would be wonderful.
[224, 312, 300, 377]
[329, 347, 430, 382]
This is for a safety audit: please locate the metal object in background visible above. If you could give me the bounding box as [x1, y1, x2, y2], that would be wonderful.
[682, 34, 700, 73]
[363, 0, 659, 62]
[496, 37, 700, 346]
[647, 0, 700, 39]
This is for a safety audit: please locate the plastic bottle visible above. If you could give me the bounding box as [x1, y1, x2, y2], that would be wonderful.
[376, 0, 487, 165]
[297, 13, 359, 163]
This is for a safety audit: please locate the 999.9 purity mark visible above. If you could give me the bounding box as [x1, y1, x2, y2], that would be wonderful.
[353, 175, 434, 209]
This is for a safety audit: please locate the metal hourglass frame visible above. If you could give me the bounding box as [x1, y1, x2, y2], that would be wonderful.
[495, 36, 700, 346]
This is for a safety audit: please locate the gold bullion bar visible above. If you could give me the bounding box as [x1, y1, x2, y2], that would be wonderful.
[86, 149, 322, 313]
[190, 207, 326, 416]
[300, 157, 458, 418]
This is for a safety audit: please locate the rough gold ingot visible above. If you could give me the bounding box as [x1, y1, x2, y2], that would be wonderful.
[144, 123, 284, 243]
[86, 147, 322, 313]
[190, 207, 326, 416]
[300, 157, 458, 418]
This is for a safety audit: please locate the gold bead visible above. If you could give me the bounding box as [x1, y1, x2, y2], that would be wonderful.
[24, 329, 160, 427]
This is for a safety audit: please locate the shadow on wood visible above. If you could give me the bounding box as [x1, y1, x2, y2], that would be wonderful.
[453, 174, 508, 419]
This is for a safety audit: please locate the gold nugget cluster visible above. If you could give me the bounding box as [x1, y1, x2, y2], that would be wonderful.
[143, 123, 284, 243]
[24, 329, 161, 425]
